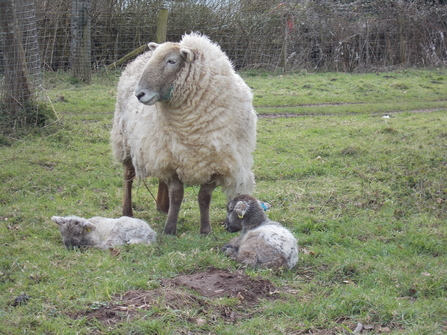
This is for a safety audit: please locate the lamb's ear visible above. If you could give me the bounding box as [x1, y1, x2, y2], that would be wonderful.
[78, 219, 96, 232]
[180, 48, 194, 63]
[234, 201, 249, 219]
[51, 216, 65, 226]
[148, 42, 159, 51]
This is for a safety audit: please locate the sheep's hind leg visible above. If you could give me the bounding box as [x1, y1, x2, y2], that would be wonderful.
[198, 182, 216, 235]
[164, 176, 184, 235]
[122, 159, 136, 217]
[156, 180, 169, 213]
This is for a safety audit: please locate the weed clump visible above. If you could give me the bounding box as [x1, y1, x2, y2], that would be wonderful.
[0, 101, 55, 129]
[0, 101, 58, 142]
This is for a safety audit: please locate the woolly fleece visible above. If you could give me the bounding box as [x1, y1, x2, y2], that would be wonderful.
[111, 33, 257, 198]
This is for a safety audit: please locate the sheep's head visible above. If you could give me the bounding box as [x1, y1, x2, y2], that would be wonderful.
[223, 194, 267, 233]
[135, 41, 195, 106]
[51, 216, 97, 249]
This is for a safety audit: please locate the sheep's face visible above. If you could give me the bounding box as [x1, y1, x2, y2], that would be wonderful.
[135, 42, 195, 106]
[51, 216, 96, 249]
[224, 199, 247, 233]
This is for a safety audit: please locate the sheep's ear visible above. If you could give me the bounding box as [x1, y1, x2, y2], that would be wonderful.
[180, 48, 194, 63]
[51, 216, 66, 226]
[148, 42, 159, 51]
[78, 219, 96, 232]
[234, 201, 249, 219]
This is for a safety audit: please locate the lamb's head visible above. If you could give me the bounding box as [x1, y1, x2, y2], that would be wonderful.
[135, 41, 195, 106]
[51, 216, 97, 249]
[224, 194, 268, 233]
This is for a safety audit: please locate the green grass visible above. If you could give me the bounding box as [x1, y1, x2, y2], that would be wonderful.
[246, 69, 447, 106]
[1, 68, 447, 334]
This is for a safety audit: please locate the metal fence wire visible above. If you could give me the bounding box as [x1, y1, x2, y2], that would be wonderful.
[0, 0, 41, 126]
[33, 0, 447, 72]
[2, 0, 447, 127]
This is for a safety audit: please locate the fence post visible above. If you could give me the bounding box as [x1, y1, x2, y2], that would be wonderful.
[70, 0, 91, 82]
[156, 8, 168, 44]
[398, 13, 406, 64]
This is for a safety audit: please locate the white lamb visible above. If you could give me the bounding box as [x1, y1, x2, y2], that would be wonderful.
[222, 195, 298, 269]
[111, 33, 257, 235]
[51, 215, 156, 249]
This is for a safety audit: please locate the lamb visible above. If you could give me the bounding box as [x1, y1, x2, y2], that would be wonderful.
[111, 33, 257, 235]
[222, 195, 298, 269]
[51, 215, 156, 249]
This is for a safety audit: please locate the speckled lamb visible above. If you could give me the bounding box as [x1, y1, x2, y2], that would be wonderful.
[51, 215, 156, 249]
[111, 33, 257, 235]
[222, 195, 298, 269]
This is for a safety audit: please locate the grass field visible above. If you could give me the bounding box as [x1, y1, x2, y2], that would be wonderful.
[1, 69, 447, 334]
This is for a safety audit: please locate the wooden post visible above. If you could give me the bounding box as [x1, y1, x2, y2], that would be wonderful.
[398, 14, 406, 64]
[107, 44, 148, 70]
[365, 19, 370, 66]
[283, 18, 288, 71]
[70, 0, 91, 82]
[156, 8, 168, 44]
[107, 8, 169, 70]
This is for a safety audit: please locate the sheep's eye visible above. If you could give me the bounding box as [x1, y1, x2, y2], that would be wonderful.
[167, 59, 177, 65]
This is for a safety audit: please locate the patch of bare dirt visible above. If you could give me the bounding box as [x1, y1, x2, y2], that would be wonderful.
[73, 268, 276, 329]
[163, 267, 275, 305]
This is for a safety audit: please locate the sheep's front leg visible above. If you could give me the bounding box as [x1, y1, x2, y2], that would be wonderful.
[164, 176, 184, 235]
[198, 182, 216, 235]
[122, 159, 136, 217]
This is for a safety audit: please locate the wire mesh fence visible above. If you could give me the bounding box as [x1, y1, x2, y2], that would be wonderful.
[2, 0, 447, 129]
[33, 0, 447, 72]
[0, 0, 42, 128]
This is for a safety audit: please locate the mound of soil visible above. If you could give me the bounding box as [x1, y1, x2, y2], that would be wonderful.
[163, 267, 275, 304]
[75, 268, 276, 329]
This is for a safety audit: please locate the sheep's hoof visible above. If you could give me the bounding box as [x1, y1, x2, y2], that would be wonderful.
[164, 227, 177, 235]
[222, 245, 238, 256]
[200, 229, 211, 235]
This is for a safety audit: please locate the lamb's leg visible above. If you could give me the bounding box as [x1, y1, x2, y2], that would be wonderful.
[164, 176, 184, 235]
[156, 180, 170, 214]
[198, 182, 216, 235]
[122, 159, 135, 217]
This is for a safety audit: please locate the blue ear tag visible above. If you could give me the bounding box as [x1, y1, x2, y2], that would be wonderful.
[259, 201, 271, 211]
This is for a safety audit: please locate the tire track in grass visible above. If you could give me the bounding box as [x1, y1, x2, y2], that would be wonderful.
[255, 99, 447, 118]
[257, 107, 446, 119]
[66, 101, 447, 121]
[255, 99, 447, 109]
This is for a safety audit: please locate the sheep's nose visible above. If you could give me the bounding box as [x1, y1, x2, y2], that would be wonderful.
[135, 88, 159, 105]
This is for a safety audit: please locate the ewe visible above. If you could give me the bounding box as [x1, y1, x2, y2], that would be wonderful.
[111, 33, 257, 235]
[222, 195, 298, 269]
[52, 215, 156, 249]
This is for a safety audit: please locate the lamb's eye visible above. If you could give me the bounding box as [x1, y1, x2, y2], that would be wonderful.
[167, 59, 177, 65]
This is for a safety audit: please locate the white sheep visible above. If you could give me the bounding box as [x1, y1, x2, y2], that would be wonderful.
[111, 33, 257, 235]
[51, 215, 156, 249]
[222, 195, 298, 269]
